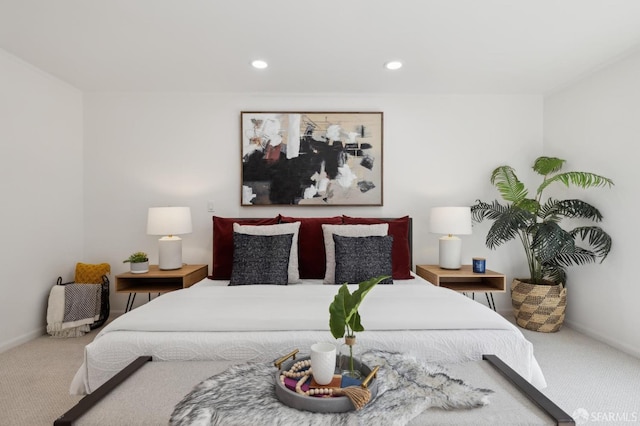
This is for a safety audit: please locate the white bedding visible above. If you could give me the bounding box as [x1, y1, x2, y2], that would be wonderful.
[71, 275, 546, 394]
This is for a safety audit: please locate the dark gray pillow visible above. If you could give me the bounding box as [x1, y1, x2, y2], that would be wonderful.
[333, 235, 394, 284]
[230, 233, 293, 285]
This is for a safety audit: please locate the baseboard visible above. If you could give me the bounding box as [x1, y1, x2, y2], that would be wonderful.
[564, 319, 640, 359]
[497, 308, 513, 318]
[0, 326, 46, 353]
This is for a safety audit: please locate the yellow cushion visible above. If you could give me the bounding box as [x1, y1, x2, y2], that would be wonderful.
[74, 263, 111, 284]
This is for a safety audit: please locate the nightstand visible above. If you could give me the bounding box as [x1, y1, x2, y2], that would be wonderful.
[415, 264, 506, 311]
[116, 264, 208, 312]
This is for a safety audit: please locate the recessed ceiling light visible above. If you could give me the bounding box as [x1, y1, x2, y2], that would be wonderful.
[384, 61, 403, 70]
[251, 60, 268, 69]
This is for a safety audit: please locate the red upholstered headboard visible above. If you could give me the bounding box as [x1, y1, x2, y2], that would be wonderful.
[210, 215, 412, 280]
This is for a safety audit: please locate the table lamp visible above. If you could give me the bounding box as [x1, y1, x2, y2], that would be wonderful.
[147, 207, 193, 270]
[429, 206, 472, 270]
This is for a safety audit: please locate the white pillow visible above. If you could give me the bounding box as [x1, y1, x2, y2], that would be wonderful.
[233, 222, 301, 284]
[322, 223, 389, 284]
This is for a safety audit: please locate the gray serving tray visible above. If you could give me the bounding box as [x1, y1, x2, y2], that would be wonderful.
[274, 355, 378, 413]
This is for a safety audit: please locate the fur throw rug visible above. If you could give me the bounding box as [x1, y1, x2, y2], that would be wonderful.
[170, 350, 493, 426]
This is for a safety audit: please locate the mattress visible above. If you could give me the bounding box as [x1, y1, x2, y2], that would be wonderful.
[71, 275, 546, 394]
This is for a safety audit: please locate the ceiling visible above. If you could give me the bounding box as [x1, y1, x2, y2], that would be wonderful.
[1, 0, 640, 94]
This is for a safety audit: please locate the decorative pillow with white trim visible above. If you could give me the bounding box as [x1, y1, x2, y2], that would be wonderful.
[321, 223, 388, 284]
[233, 221, 301, 283]
[333, 235, 394, 284]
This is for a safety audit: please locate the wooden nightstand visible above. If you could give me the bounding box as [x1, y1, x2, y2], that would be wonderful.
[116, 264, 208, 312]
[415, 264, 506, 310]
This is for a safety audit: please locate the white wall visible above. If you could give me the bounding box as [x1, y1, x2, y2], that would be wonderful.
[0, 50, 84, 351]
[544, 49, 640, 357]
[83, 93, 543, 312]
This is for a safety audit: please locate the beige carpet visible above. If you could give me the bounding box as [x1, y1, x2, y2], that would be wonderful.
[0, 326, 96, 426]
[518, 322, 640, 424]
[1, 317, 639, 426]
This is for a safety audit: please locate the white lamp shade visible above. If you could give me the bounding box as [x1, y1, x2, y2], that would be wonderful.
[147, 207, 192, 236]
[429, 206, 472, 270]
[429, 207, 472, 236]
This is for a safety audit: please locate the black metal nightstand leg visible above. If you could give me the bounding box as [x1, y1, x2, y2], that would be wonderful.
[125, 293, 136, 312]
[485, 292, 496, 311]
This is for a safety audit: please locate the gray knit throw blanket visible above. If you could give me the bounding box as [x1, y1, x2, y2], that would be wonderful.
[170, 350, 493, 426]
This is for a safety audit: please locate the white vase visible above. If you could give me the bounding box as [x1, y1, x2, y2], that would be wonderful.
[130, 261, 149, 274]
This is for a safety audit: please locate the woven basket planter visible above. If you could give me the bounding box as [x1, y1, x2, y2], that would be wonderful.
[511, 279, 566, 333]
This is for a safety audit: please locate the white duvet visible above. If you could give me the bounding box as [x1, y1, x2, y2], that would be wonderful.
[71, 276, 547, 394]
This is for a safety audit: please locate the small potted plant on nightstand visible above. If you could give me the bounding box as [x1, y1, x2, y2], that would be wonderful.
[123, 251, 149, 274]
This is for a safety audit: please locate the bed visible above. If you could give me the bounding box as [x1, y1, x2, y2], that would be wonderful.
[70, 215, 546, 395]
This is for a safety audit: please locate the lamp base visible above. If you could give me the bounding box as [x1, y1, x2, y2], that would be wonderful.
[438, 236, 462, 270]
[158, 236, 183, 270]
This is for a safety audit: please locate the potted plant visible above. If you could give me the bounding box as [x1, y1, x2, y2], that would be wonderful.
[329, 276, 387, 378]
[123, 251, 149, 274]
[471, 156, 613, 332]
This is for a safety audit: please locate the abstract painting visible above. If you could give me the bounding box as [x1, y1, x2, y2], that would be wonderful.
[241, 112, 383, 206]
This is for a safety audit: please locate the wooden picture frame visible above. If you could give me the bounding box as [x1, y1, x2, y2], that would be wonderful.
[240, 112, 383, 206]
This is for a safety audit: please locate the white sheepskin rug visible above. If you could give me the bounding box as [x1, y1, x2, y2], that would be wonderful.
[170, 350, 493, 426]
